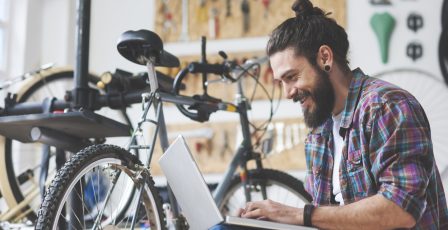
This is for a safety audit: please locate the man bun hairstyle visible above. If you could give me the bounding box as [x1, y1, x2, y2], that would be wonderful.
[267, 0, 349, 70]
[291, 0, 325, 19]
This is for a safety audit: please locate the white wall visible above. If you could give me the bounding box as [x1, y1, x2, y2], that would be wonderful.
[347, 0, 444, 78]
[6, 0, 27, 78]
[89, 0, 155, 74]
[40, 0, 75, 68]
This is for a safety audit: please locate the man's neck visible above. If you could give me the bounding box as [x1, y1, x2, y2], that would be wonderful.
[330, 67, 353, 115]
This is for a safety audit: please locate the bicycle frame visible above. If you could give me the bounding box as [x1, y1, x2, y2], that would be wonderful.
[92, 58, 269, 228]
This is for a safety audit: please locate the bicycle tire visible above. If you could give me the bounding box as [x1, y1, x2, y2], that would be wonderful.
[373, 69, 448, 190]
[218, 169, 312, 216]
[0, 68, 130, 223]
[35, 144, 166, 230]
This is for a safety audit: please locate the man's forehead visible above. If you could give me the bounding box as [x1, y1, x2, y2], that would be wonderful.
[270, 50, 306, 79]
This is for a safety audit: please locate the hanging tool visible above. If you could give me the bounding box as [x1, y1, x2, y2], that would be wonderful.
[262, 0, 270, 18]
[197, 0, 208, 23]
[160, 0, 175, 36]
[220, 130, 233, 158]
[209, 5, 220, 39]
[241, 0, 250, 34]
[275, 122, 285, 154]
[179, 0, 190, 41]
[226, 0, 232, 17]
[407, 13, 424, 32]
[407, 42, 423, 61]
[370, 0, 391, 5]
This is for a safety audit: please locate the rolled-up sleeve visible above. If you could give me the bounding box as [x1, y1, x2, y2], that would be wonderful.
[368, 98, 433, 222]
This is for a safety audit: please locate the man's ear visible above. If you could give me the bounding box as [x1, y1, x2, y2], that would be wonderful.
[317, 45, 334, 72]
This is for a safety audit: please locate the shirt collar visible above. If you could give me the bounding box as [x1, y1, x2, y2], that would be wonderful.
[339, 68, 368, 131]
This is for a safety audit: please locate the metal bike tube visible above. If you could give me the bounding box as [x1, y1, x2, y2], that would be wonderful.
[73, 0, 91, 109]
[237, 81, 268, 200]
[71, 1, 90, 225]
[238, 78, 260, 201]
[144, 96, 162, 166]
[39, 146, 50, 199]
[212, 146, 246, 204]
[155, 96, 183, 228]
[125, 94, 154, 151]
[129, 172, 148, 229]
[158, 92, 197, 106]
[128, 95, 161, 227]
[213, 79, 256, 203]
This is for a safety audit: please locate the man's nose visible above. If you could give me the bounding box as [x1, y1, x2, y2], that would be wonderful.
[284, 85, 295, 99]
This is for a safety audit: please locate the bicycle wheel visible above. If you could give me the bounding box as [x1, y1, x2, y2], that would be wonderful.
[35, 144, 165, 230]
[0, 68, 130, 222]
[0, 68, 84, 221]
[218, 169, 312, 216]
[374, 69, 448, 194]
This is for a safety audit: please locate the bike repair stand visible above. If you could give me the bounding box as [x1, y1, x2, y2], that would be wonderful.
[70, 0, 91, 228]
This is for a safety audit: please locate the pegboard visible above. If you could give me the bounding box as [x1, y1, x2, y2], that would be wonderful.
[155, 0, 346, 42]
[148, 117, 308, 175]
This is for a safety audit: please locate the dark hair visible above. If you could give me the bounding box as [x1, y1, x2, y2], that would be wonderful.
[266, 0, 349, 70]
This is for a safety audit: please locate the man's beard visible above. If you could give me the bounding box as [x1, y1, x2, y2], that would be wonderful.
[302, 68, 335, 128]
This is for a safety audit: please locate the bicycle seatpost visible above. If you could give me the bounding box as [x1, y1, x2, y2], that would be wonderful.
[146, 58, 159, 93]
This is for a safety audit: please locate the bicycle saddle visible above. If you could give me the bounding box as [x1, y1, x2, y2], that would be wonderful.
[117, 30, 180, 67]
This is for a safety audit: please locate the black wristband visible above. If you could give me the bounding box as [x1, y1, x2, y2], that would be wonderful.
[303, 204, 315, 227]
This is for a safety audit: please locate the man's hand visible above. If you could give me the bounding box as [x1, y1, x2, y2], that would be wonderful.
[235, 195, 416, 229]
[238, 199, 303, 225]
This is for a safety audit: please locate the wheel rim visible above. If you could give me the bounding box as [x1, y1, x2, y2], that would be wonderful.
[52, 157, 162, 230]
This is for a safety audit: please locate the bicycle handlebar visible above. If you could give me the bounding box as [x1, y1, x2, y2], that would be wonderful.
[171, 55, 269, 122]
[188, 62, 236, 83]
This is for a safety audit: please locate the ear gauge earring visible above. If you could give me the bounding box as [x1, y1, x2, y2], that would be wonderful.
[324, 65, 331, 72]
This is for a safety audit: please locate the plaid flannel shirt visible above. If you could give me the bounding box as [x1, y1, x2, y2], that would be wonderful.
[304, 68, 448, 229]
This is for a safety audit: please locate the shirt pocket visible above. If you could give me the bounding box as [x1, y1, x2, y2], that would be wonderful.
[346, 150, 372, 197]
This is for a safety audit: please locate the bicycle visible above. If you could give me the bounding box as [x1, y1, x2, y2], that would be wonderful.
[0, 65, 147, 223]
[35, 29, 311, 229]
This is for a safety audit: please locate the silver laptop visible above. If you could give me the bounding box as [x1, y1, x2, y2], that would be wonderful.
[159, 135, 316, 230]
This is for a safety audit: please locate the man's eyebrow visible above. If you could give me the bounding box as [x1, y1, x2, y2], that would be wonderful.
[279, 69, 298, 80]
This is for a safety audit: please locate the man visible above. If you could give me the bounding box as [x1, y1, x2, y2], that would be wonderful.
[215, 0, 448, 229]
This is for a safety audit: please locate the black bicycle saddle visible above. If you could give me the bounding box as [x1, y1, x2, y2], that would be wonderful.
[117, 30, 180, 67]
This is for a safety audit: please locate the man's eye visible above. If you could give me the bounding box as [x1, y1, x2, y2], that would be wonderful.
[285, 75, 297, 81]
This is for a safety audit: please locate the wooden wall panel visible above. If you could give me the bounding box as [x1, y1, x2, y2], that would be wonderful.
[155, 0, 346, 42]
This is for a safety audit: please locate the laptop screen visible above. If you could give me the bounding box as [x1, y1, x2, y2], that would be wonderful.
[159, 135, 224, 230]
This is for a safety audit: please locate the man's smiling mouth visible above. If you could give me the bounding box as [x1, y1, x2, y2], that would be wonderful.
[293, 91, 311, 104]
